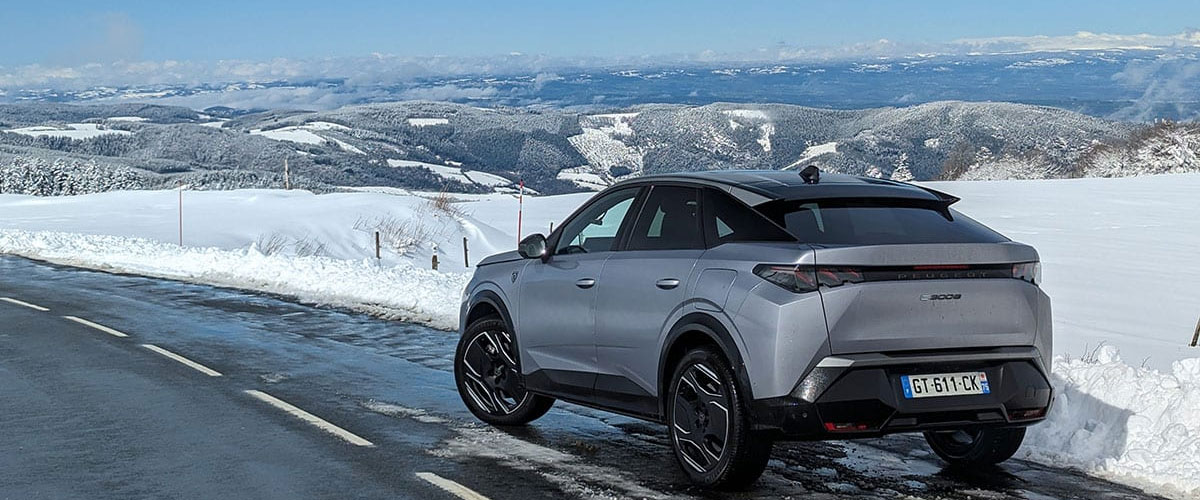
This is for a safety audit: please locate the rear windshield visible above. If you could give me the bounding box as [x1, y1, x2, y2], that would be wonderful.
[755, 199, 1007, 245]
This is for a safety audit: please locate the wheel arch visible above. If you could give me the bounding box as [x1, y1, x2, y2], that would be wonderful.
[465, 289, 515, 335]
[658, 312, 753, 417]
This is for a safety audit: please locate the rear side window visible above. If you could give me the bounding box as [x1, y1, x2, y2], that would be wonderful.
[757, 199, 1007, 245]
[626, 186, 704, 250]
[702, 189, 795, 245]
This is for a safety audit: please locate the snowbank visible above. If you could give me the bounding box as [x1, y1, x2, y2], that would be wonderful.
[0, 187, 587, 329]
[0, 230, 468, 330]
[1025, 346, 1200, 498]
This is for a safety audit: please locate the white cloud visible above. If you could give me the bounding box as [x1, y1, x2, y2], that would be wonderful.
[1110, 54, 1200, 121]
[532, 72, 562, 91]
[955, 30, 1200, 54]
[705, 30, 1200, 64]
[0, 53, 584, 91]
[399, 85, 499, 101]
[147, 86, 387, 111]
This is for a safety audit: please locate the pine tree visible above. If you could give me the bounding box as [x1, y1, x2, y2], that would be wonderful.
[890, 152, 915, 182]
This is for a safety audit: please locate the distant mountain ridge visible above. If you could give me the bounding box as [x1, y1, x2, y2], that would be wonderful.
[0, 100, 1196, 196]
[4, 47, 1200, 121]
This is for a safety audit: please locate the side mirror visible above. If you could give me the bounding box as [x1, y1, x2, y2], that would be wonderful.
[517, 233, 548, 259]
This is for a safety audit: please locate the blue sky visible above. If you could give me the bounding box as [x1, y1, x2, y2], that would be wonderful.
[1, 0, 1196, 66]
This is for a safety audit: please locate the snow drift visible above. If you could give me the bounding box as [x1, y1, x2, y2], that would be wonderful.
[1025, 346, 1200, 497]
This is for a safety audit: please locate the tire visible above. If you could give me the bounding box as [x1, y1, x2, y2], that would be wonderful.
[924, 427, 1026, 467]
[454, 317, 554, 426]
[667, 346, 772, 489]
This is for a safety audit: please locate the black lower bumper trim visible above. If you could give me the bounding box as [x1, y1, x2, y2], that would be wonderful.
[750, 356, 1053, 440]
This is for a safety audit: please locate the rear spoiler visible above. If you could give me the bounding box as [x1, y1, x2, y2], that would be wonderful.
[913, 186, 961, 221]
[916, 186, 961, 207]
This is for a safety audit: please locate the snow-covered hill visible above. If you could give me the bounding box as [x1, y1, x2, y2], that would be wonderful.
[0, 173, 1197, 496]
[3, 100, 1198, 196]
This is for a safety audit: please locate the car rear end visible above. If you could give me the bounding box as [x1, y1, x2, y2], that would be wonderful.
[733, 195, 1053, 440]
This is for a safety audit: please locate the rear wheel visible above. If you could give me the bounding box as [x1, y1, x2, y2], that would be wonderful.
[454, 317, 554, 425]
[667, 346, 772, 489]
[924, 427, 1026, 467]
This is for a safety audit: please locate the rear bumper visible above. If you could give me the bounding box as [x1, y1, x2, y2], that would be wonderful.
[748, 347, 1053, 440]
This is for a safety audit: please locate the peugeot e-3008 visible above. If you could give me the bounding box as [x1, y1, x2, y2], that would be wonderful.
[455, 168, 1052, 488]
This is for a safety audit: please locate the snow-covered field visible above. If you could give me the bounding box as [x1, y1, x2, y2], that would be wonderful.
[786, 141, 839, 169]
[0, 174, 1197, 497]
[929, 176, 1200, 368]
[564, 112, 645, 189]
[385, 159, 513, 188]
[250, 121, 366, 155]
[406, 117, 450, 127]
[4, 123, 132, 139]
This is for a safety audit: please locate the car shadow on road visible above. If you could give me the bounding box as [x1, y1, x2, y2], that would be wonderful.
[832, 371, 1156, 500]
[594, 378, 1151, 499]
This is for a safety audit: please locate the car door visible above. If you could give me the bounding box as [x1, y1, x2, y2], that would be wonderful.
[592, 185, 705, 416]
[517, 186, 643, 399]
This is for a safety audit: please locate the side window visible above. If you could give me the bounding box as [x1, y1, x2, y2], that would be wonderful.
[782, 202, 826, 239]
[554, 187, 640, 255]
[702, 189, 795, 245]
[626, 186, 704, 251]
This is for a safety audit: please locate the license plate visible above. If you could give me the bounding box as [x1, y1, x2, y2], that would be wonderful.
[901, 372, 989, 399]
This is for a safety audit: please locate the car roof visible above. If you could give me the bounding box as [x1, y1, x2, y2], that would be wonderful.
[614, 169, 954, 206]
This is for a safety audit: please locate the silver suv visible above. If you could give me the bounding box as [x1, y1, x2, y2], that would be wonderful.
[455, 169, 1053, 488]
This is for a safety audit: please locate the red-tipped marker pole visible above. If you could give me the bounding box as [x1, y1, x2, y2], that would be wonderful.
[517, 180, 524, 246]
[177, 181, 184, 246]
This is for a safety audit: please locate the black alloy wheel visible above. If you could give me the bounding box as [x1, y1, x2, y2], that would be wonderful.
[454, 317, 553, 425]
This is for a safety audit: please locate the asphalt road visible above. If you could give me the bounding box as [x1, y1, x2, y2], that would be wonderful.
[0, 256, 1165, 500]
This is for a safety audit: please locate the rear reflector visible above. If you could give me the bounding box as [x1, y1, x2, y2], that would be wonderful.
[755, 261, 1041, 293]
[1007, 408, 1047, 421]
[912, 264, 970, 271]
[824, 422, 872, 432]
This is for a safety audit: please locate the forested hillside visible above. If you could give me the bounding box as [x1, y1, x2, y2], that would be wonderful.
[1, 100, 1195, 195]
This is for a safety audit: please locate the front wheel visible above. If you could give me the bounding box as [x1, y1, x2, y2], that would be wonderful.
[924, 427, 1026, 467]
[667, 346, 772, 489]
[454, 317, 554, 426]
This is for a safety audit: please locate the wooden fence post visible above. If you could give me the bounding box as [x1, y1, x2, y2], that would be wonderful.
[1191, 317, 1199, 347]
[432, 254, 439, 271]
[374, 231, 381, 260]
[463, 237, 469, 267]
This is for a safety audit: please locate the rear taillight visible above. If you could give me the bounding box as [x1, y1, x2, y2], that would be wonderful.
[753, 264, 818, 293]
[1013, 261, 1041, 285]
[754, 265, 864, 293]
[816, 267, 864, 287]
[755, 261, 1042, 293]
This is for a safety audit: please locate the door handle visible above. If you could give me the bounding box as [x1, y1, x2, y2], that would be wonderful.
[575, 278, 597, 289]
[655, 278, 681, 290]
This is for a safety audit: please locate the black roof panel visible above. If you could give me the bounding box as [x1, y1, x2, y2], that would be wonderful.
[623, 170, 947, 204]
